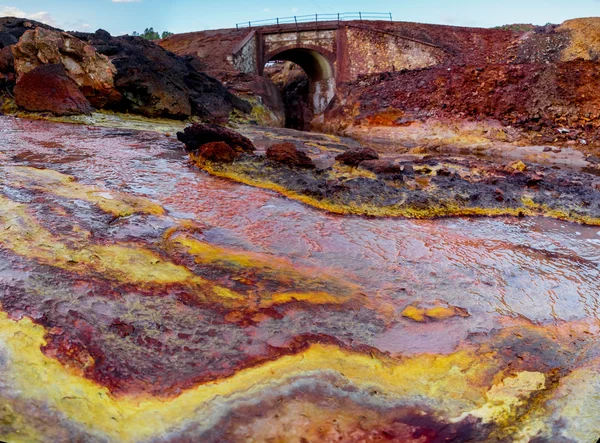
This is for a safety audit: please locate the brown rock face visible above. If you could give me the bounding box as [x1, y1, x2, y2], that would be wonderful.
[0, 46, 13, 72]
[196, 142, 240, 163]
[177, 123, 255, 153]
[12, 27, 121, 107]
[335, 148, 379, 167]
[14, 64, 92, 115]
[266, 143, 315, 169]
[359, 159, 402, 174]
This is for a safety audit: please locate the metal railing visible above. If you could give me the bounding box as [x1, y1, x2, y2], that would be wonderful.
[236, 12, 393, 29]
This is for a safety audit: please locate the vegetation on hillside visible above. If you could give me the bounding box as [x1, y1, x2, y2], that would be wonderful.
[131, 27, 173, 40]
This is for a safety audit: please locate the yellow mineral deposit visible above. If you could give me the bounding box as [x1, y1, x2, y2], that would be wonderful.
[401, 303, 470, 322]
[0, 309, 500, 442]
[190, 157, 600, 224]
[1, 166, 164, 217]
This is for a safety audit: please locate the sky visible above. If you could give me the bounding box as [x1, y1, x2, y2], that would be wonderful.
[1, 0, 600, 36]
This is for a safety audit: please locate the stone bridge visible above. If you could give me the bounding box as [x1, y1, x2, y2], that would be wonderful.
[230, 22, 447, 114]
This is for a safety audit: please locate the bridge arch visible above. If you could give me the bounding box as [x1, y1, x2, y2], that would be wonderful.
[262, 45, 336, 115]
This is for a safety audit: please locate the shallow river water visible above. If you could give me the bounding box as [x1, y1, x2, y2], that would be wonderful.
[1, 116, 600, 442]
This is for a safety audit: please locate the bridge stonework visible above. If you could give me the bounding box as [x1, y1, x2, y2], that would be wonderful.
[232, 23, 446, 114]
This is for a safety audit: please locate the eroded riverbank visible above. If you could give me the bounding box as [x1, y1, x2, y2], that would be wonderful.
[1, 116, 600, 441]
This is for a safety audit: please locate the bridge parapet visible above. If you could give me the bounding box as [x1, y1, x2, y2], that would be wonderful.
[236, 12, 393, 29]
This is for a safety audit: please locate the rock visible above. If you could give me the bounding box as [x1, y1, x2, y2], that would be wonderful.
[509, 160, 527, 172]
[196, 142, 240, 163]
[359, 159, 402, 174]
[0, 46, 13, 73]
[0, 32, 17, 48]
[177, 123, 255, 153]
[0, 17, 56, 41]
[3, 20, 249, 121]
[73, 32, 250, 120]
[494, 188, 505, 202]
[335, 147, 379, 167]
[12, 27, 120, 108]
[266, 143, 315, 169]
[402, 164, 415, 175]
[13, 63, 92, 115]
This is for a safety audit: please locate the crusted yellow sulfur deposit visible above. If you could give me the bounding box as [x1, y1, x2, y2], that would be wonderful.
[265, 291, 345, 307]
[521, 195, 600, 226]
[458, 372, 546, 425]
[0, 192, 357, 311]
[509, 160, 527, 172]
[401, 305, 427, 322]
[1, 166, 164, 217]
[165, 229, 356, 309]
[330, 163, 378, 180]
[402, 303, 470, 322]
[0, 195, 257, 306]
[0, 195, 197, 286]
[191, 159, 600, 225]
[0, 309, 500, 442]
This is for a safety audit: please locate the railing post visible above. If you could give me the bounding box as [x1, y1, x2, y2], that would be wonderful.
[236, 24, 239, 29]
[337, 13, 340, 24]
[359, 12, 362, 21]
[389, 12, 393, 22]
[277, 17, 279, 25]
[294, 16, 298, 31]
[248, 21, 251, 28]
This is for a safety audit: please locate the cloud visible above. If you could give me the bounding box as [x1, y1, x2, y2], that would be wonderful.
[0, 5, 57, 26]
[292, 7, 299, 13]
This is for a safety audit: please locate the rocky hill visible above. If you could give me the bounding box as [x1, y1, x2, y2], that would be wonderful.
[0, 17, 250, 121]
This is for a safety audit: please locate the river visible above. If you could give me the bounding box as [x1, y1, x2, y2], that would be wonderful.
[1, 116, 599, 442]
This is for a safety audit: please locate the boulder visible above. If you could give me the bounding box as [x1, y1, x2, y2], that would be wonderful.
[12, 27, 120, 108]
[359, 159, 402, 174]
[266, 143, 315, 169]
[177, 123, 255, 153]
[13, 63, 92, 115]
[335, 147, 379, 167]
[196, 142, 240, 163]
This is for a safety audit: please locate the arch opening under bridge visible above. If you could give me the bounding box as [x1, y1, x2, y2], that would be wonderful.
[264, 46, 336, 116]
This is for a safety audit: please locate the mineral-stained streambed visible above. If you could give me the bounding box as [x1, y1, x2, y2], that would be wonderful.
[1, 116, 600, 442]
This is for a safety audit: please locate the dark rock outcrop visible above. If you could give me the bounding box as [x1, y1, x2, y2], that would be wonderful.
[73, 30, 251, 120]
[1, 19, 250, 121]
[335, 148, 379, 167]
[266, 142, 315, 169]
[14, 63, 92, 115]
[359, 159, 402, 174]
[0, 17, 57, 41]
[0, 46, 14, 72]
[177, 123, 256, 152]
[196, 141, 240, 163]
